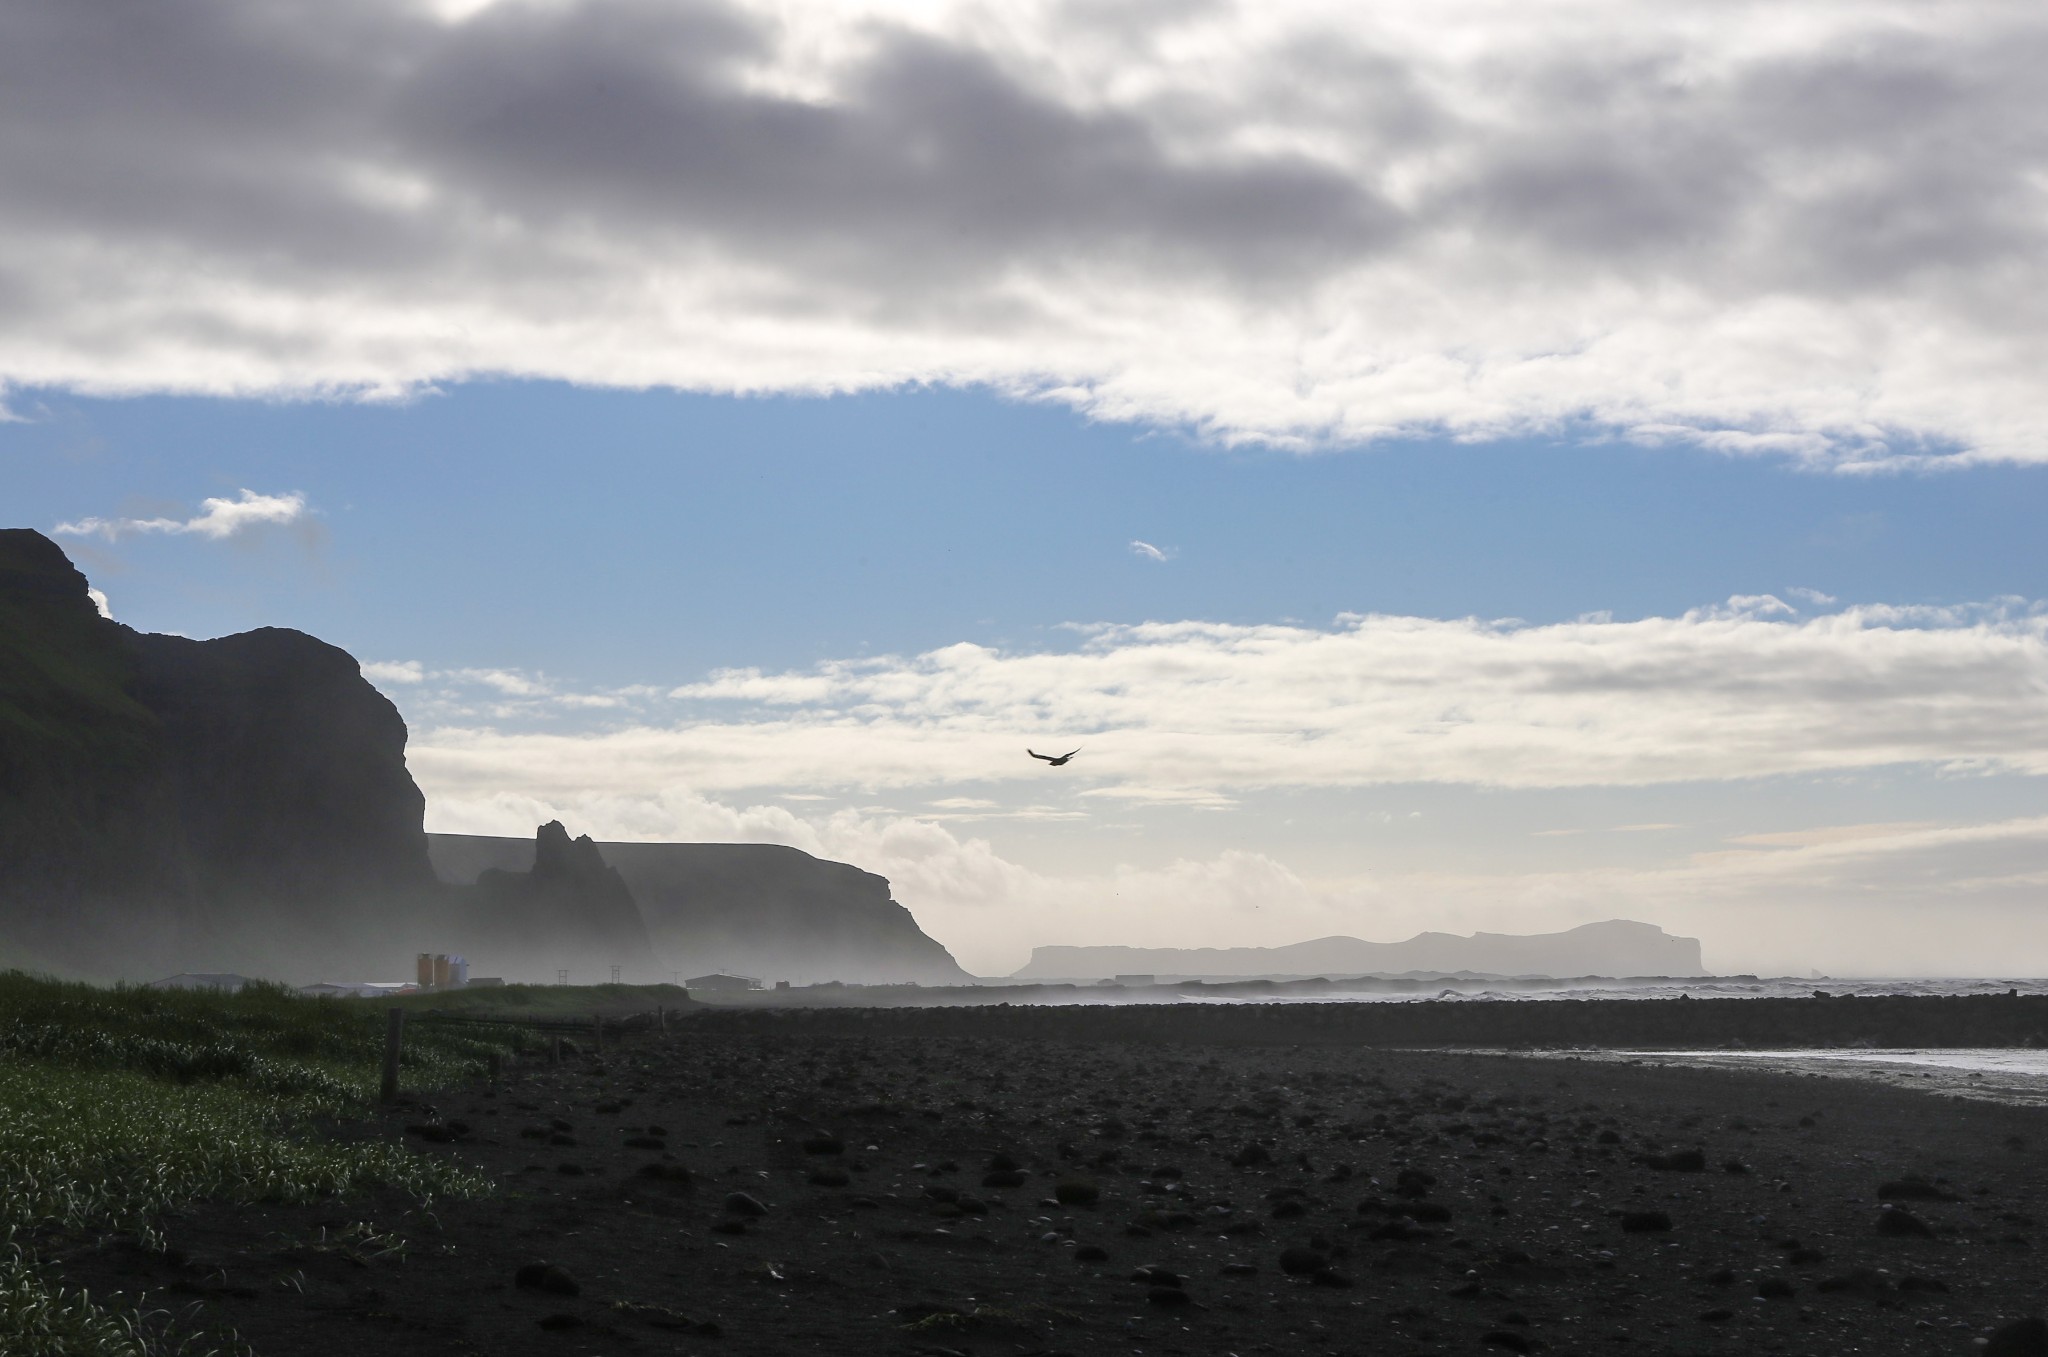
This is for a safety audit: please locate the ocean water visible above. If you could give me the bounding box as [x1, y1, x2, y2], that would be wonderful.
[1523, 1047, 2048, 1108]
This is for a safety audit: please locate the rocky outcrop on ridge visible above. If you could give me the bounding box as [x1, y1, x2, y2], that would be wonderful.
[429, 835, 971, 986]
[440, 821, 665, 985]
[1012, 918, 1706, 980]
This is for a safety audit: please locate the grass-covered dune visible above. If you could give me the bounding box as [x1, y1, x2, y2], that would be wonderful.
[0, 971, 524, 1356]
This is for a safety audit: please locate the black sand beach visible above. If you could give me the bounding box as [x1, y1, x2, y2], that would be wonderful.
[51, 1005, 2048, 1356]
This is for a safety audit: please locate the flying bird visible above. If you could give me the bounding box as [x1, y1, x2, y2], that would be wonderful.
[1028, 747, 1081, 767]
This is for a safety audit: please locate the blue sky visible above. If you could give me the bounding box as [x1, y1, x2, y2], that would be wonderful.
[14, 381, 2047, 673]
[7, 0, 2048, 974]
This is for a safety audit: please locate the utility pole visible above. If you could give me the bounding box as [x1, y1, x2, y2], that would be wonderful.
[611, 964, 621, 984]
[556, 968, 568, 986]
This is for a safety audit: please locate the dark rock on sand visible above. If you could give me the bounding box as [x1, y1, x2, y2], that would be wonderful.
[514, 1263, 580, 1296]
[724, 1192, 769, 1217]
[634, 1163, 693, 1185]
[1394, 1168, 1436, 1197]
[1875, 1206, 1936, 1237]
[1986, 1317, 2048, 1357]
[1278, 1247, 1330, 1275]
[1878, 1177, 1958, 1202]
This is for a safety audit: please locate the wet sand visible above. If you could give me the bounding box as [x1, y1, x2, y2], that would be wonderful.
[52, 1014, 2048, 1356]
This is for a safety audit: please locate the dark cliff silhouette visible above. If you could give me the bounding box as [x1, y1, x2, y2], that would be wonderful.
[1013, 919, 1706, 980]
[429, 835, 971, 985]
[1, 529, 967, 986]
[0, 528, 439, 979]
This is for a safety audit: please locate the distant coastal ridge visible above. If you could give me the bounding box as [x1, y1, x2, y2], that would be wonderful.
[1010, 918, 1704, 981]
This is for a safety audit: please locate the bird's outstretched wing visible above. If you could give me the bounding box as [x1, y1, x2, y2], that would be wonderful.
[1056, 748, 1081, 761]
[1027, 749, 1056, 762]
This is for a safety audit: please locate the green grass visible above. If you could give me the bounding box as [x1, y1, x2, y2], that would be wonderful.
[0, 971, 525, 1356]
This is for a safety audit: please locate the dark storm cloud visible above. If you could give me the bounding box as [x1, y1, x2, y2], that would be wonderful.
[2, 0, 2046, 458]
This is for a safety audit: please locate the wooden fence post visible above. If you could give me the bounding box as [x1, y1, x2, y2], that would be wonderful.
[380, 1008, 404, 1103]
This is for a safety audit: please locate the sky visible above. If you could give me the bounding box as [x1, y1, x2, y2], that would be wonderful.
[5, 0, 2048, 976]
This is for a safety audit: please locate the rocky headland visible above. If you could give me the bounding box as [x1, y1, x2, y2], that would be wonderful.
[0, 529, 965, 987]
[431, 835, 971, 986]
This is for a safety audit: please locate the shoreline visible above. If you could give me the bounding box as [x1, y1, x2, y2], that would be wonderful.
[1513, 1046, 2048, 1110]
[691, 991, 2048, 1050]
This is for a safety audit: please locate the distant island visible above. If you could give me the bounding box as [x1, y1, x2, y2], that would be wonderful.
[1012, 919, 1705, 980]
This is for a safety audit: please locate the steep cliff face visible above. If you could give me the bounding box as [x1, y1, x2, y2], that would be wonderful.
[1013, 919, 1707, 980]
[0, 529, 441, 980]
[429, 835, 971, 985]
[0, 530, 180, 973]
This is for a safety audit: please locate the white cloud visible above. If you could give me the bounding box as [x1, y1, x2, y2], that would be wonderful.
[85, 587, 112, 620]
[445, 667, 551, 697]
[404, 596, 2048, 800]
[1129, 540, 1174, 563]
[362, 659, 426, 686]
[54, 490, 308, 542]
[4, 1, 2048, 464]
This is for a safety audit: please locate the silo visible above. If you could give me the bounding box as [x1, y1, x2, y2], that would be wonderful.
[449, 955, 470, 988]
[432, 954, 451, 988]
[416, 953, 435, 987]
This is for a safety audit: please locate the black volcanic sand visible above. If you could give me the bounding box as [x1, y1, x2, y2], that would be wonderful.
[51, 1025, 2048, 1356]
